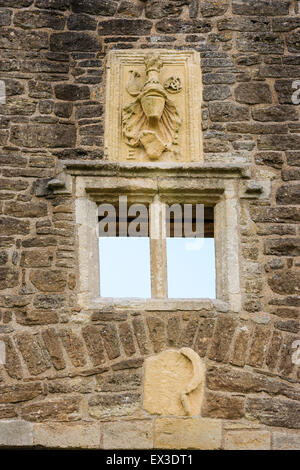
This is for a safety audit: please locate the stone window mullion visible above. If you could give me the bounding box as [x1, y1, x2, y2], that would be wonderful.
[149, 196, 168, 299]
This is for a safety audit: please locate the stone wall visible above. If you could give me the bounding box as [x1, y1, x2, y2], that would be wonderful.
[0, 0, 299, 449]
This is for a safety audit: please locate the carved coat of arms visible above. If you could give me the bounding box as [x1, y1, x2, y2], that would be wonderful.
[122, 53, 182, 160]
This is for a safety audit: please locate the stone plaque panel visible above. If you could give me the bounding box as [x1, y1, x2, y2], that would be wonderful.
[105, 49, 203, 163]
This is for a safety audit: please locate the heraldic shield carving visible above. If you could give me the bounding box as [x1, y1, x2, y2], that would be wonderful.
[122, 53, 181, 160]
[105, 50, 203, 163]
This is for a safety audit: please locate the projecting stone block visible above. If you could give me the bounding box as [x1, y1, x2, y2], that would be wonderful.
[143, 348, 205, 416]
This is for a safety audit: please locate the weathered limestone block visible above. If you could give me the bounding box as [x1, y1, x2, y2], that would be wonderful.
[286, 151, 300, 166]
[41, 328, 66, 371]
[99, 19, 152, 35]
[143, 348, 205, 416]
[82, 325, 106, 366]
[194, 318, 215, 357]
[167, 316, 181, 348]
[118, 322, 136, 357]
[224, 430, 271, 450]
[237, 33, 284, 54]
[0, 405, 17, 419]
[0, 267, 19, 289]
[15, 310, 59, 326]
[30, 269, 67, 293]
[103, 420, 153, 449]
[273, 431, 300, 450]
[146, 316, 166, 353]
[232, 0, 290, 16]
[154, 417, 221, 449]
[218, 17, 270, 32]
[206, 364, 300, 401]
[202, 390, 245, 420]
[268, 271, 300, 295]
[156, 18, 211, 34]
[132, 317, 151, 355]
[63, 17, 96, 37]
[230, 324, 251, 367]
[50, 32, 102, 52]
[59, 329, 87, 368]
[0, 29, 48, 50]
[0, 336, 23, 380]
[264, 239, 300, 257]
[117, 1, 144, 18]
[0, 217, 30, 236]
[21, 249, 53, 267]
[47, 377, 94, 395]
[0, 8, 11, 26]
[252, 105, 298, 122]
[95, 370, 142, 392]
[71, 0, 118, 16]
[34, 423, 101, 449]
[0, 420, 33, 447]
[246, 397, 300, 429]
[14, 10, 65, 30]
[4, 201, 47, 218]
[10, 124, 76, 148]
[276, 185, 300, 205]
[54, 84, 90, 101]
[15, 332, 50, 376]
[88, 392, 141, 419]
[254, 151, 283, 169]
[99, 324, 121, 360]
[247, 324, 270, 368]
[200, 0, 229, 17]
[209, 316, 237, 363]
[34, 0, 65, 8]
[21, 397, 81, 422]
[0, 383, 43, 404]
[287, 30, 300, 53]
[209, 102, 249, 122]
[235, 83, 272, 104]
[145, 0, 190, 19]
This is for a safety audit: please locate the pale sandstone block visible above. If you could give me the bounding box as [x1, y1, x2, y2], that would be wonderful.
[273, 431, 300, 450]
[34, 423, 101, 449]
[0, 420, 33, 446]
[103, 420, 153, 449]
[224, 430, 271, 450]
[143, 348, 205, 416]
[154, 417, 222, 450]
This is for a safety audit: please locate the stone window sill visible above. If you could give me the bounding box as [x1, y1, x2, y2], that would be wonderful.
[88, 297, 230, 313]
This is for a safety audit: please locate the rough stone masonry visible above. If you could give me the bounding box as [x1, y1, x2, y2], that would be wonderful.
[0, 0, 299, 450]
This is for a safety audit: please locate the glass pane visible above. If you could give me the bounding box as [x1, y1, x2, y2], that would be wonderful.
[99, 237, 151, 298]
[167, 238, 216, 299]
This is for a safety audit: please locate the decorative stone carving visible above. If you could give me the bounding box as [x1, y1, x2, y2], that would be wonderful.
[105, 50, 203, 163]
[122, 53, 181, 160]
[164, 76, 182, 94]
[143, 348, 205, 416]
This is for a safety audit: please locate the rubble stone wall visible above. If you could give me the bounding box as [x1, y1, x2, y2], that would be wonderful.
[0, 0, 299, 449]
